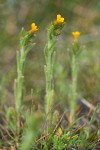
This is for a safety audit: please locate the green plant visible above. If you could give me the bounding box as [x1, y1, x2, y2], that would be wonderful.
[20, 111, 41, 150]
[69, 31, 82, 122]
[53, 135, 67, 150]
[14, 23, 38, 133]
[44, 14, 65, 132]
[0, 11, 99, 150]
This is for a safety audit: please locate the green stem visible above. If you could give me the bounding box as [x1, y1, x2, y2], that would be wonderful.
[44, 25, 56, 131]
[45, 52, 54, 113]
[14, 29, 35, 132]
[15, 47, 25, 113]
[70, 54, 77, 121]
[44, 21, 64, 132]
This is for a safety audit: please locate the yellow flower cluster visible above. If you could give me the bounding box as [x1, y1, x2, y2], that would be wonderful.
[29, 23, 38, 34]
[55, 14, 64, 24]
[72, 31, 80, 40]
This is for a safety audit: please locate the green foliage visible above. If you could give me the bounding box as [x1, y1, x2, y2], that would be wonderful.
[39, 123, 98, 150]
[6, 107, 17, 133]
[44, 22, 64, 132]
[20, 111, 41, 150]
[53, 135, 67, 150]
[68, 38, 82, 122]
[0, 1, 99, 149]
[77, 129, 97, 150]
[14, 28, 35, 114]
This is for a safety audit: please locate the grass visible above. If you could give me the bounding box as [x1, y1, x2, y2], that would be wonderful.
[0, 4, 100, 150]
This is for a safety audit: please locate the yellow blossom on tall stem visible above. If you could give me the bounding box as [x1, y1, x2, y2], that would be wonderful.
[72, 31, 80, 40]
[55, 14, 64, 24]
[29, 23, 38, 34]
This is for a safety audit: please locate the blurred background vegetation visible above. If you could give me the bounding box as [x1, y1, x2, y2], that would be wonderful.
[0, 0, 100, 108]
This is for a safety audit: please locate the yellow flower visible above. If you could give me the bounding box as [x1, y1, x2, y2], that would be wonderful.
[29, 23, 38, 34]
[72, 31, 80, 40]
[55, 14, 64, 24]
